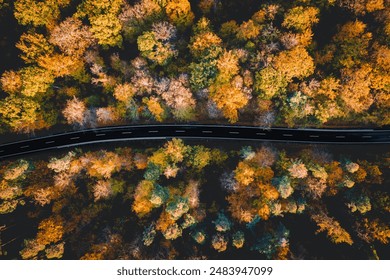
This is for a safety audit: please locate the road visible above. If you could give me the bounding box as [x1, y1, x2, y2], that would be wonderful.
[0, 124, 389, 160]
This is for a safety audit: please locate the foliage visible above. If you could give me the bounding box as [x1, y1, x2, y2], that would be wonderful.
[137, 22, 178, 65]
[14, 0, 70, 27]
[0, 140, 388, 259]
[0, 96, 41, 132]
[311, 211, 353, 245]
[165, 0, 194, 29]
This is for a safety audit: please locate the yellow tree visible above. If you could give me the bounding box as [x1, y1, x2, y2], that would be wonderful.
[36, 217, 64, 246]
[216, 50, 239, 83]
[165, 0, 194, 29]
[38, 54, 84, 78]
[87, 151, 122, 179]
[340, 64, 374, 113]
[273, 47, 315, 81]
[332, 20, 372, 68]
[143, 97, 166, 122]
[113, 83, 135, 103]
[311, 211, 353, 245]
[236, 20, 261, 41]
[209, 81, 249, 123]
[234, 161, 255, 186]
[16, 32, 54, 63]
[132, 180, 154, 217]
[282, 6, 319, 32]
[14, 0, 71, 27]
[0, 96, 40, 133]
[338, 0, 385, 15]
[19, 67, 54, 97]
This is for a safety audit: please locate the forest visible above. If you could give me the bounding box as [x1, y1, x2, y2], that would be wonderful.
[0, 139, 389, 259]
[0, 0, 389, 261]
[0, 0, 389, 135]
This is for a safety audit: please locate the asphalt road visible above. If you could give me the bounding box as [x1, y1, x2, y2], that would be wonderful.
[0, 124, 389, 160]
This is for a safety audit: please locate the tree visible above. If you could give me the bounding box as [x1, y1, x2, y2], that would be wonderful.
[236, 20, 261, 41]
[189, 18, 222, 58]
[96, 107, 119, 124]
[209, 81, 250, 123]
[234, 161, 255, 186]
[282, 6, 319, 32]
[254, 67, 288, 99]
[113, 83, 135, 103]
[93, 180, 113, 201]
[311, 211, 353, 245]
[273, 47, 315, 81]
[216, 50, 239, 83]
[187, 145, 211, 170]
[137, 26, 178, 65]
[132, 180, 154, 217]
[90, 13, 123, 47]
[165, 0, 194, 29]
[62, 97, 87, 125]
[0, 96, 40, 132]
[119, 0, 164, 41]
[87, 151, 122, 179]
[337, 0, 385, 15]
[76, 0, 123, 47]
[288, 160, 308, 178]
[317, 77, 340, 100]
[160, 76, 196, 120]
[49, 17, 94, 56]
[36, 217, 64, 246]
[164, 138, 188, 164]
[332, 20, 372, 68]
[142, 97, 166, 122]
[211, 234, 228, 252]
[0, 178, 24, 214]
[19, 67, 54, 97]
[357, 218, 390, 244]
[16, 32, 53, 63]
[340, 64, 374, 113]
[14, 0, 71, 27]
[38, 54, 84, 78]
[1, 71, 22, 94]
[47, 152, 75, 173]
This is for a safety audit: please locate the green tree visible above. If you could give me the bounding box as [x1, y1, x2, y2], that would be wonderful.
[77, 0, 123, 47]
[254, 67, 288, 99]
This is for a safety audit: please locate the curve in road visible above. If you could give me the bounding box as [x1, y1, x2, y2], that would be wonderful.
[0, 124, 389, 160]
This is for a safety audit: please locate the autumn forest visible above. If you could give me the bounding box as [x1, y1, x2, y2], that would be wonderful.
[0, 0, 389, 133]
[0, 0, 389, 260]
